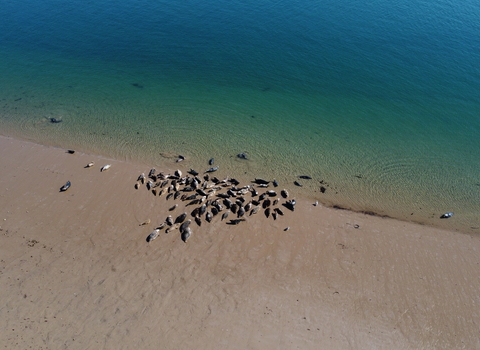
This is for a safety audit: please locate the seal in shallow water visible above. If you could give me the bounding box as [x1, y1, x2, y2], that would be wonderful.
[176, 155, 185, 162]
[237, 152, 248, 160]
[440, 212, 454, 219]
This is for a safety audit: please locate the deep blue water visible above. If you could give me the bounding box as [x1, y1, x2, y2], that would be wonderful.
[1, 0, 480, 232]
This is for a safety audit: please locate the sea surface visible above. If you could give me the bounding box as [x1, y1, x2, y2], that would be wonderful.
[1, 0, 479, 233]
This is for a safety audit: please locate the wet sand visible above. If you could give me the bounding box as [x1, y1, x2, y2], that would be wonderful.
[0, 135, 479, 349]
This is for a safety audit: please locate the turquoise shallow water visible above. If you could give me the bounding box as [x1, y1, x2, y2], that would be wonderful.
[1, 0, 480, 233]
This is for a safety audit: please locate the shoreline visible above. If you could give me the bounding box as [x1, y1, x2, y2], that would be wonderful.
[1, 134, 480, 349]
[0, 132, 469, 235]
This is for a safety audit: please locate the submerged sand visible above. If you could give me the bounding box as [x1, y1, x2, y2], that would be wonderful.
[0, 135, 479, 349]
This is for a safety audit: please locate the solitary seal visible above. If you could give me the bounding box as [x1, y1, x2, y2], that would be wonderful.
[299, 175, 312, 179]
[49, 117, 62, 123]
[60, 181, 71, 192]
[139, 219, 151, 226]
[176, 155, 185, 162]
[237, 152, 248, 160]
[440, 212, 454, 219]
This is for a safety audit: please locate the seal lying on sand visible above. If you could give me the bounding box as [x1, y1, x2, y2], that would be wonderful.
[146, 229, 160, 242]
[60, 181, 71, 192]
[440, 212, 454, 219]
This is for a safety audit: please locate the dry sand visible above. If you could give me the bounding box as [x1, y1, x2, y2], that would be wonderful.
[0, 135, 479, 349]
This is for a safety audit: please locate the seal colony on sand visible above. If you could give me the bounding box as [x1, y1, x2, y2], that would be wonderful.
[135, 163, 299, 243]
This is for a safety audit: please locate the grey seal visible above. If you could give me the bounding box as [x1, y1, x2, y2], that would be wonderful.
[205, 166, 218, 173]
[175, 212, 187, 224]
[180, 220, 191, 233]
[146, 229, 161, 243]
[181, 227, 192, 242]
[60, 181, 71, 192]
[237, 152, 248, 160]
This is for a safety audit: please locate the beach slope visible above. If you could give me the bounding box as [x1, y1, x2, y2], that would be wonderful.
[0, 136, 479, 349]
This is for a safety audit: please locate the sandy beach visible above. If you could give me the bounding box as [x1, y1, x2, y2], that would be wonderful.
[0, 135, 479, 349]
